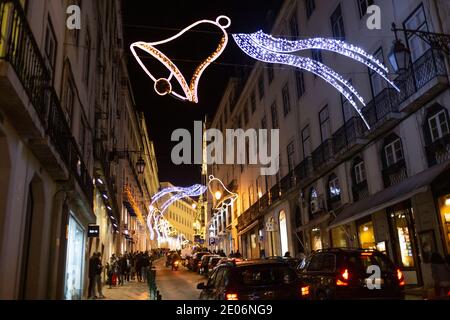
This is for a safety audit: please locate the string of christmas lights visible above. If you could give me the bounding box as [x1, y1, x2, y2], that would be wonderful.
[232, 31, 401, 130]
[130, 16, 231, 103]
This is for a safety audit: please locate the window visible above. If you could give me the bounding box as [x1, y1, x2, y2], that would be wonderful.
[250, 93, 256, 113]
[319, 106, 331, 141]
[331, 4, 345, 40]
[310, 187, 318, 212]
[328, 174, 341, 198]
[296, 71, 305, 98]
[261, 116, 267, 130]
[384, 138, 404, 167]
[305, 0, 315, 19]
[369, 48, 386, 97]
[44, 19, 57, 78]
[282, 85, 291, 117]
[289, 12, 299, 37]
[271, 103, 279, 129]
[267, 65, 274, 84]
[301, 125, 311, 158]
[354, 160, 366, 184]
[287, 141, 295, 172]
[358, 219, 376, 249]
[83, 32, 91, 85]
[248, 185, 255, 206]
[357, 0, 374, 18]
[404, 5, 429, 62]
[341, 81, 355, 123]
[64, 80, 75, 125]
[428, 110, 449, 142]
[312, 49, 323, 63]
[258, 75, 265, 99]
[279, 211, 289, 256]
[243, 105, 249, 125]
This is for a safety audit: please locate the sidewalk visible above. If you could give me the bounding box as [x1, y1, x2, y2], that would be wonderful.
[101, 280, 150, 300]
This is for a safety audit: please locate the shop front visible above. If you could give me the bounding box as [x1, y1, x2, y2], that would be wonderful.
[64, 213, 86, 300]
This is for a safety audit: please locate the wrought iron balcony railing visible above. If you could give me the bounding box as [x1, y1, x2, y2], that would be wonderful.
[333, 116, 367, 154]
[425, 133, 450, 167]
[312, 139, 334, 170]
[0, 0, 93, 205]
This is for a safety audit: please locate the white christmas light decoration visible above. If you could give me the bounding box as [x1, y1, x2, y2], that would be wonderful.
[130, 16, 231, 103]
[147, 184, 207, 241]
[208, 175, 238, 219]
[232, 31, 401, 130]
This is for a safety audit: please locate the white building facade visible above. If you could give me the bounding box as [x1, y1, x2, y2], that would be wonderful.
[209, 0, 450, 289]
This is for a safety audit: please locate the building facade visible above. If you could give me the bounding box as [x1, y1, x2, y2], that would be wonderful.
[0, 0, 160, 299]
[208, 0, 450, 289]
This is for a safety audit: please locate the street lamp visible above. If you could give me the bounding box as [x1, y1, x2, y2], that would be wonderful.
[136, 156, 146, 174]
[389, 23, 411, 73]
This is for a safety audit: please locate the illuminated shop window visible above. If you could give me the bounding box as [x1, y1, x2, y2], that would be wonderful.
[331, 227, 348, 248]
[311, 227, 322, 251]
[358, 220, 376, 249]
[438, 195, 450, 254]
[279, 211, 289, 256]
[390, 210, 415, 268]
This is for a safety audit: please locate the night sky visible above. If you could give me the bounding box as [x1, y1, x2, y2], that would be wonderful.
[122, 0, 282, 187]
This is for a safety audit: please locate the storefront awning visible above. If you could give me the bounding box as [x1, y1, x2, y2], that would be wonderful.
[328, 161, 450, 230]
[297, 213, 331, 232]
[238, 220, 259, 236]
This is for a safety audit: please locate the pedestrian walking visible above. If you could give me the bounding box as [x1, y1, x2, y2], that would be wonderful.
[88, 253, 97, 299]
[95, 253, 105, 299]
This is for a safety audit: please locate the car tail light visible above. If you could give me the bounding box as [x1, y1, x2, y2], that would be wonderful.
[301, 286, 310, 296]
[397, 269, 405, 286]
[336, 269, 350, 286]
[226, 293, 238, 300]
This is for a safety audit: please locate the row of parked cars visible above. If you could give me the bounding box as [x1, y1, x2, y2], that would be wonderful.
[193, 248, 406, 300]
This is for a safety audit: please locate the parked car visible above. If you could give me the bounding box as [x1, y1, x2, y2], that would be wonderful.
[188, 252, 209, 272]
[197, 260, 311, 300]
[199, 255, 220, 275]
[207, 256, 222, 276]
[298, 248, 405, 300]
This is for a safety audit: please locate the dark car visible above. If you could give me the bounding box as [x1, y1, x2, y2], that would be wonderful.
[298, 248, 405, 300]
[207, 256, 222, 276]
[199, 255, 220, 275]
[197, 260, 311, 300]
[188, 252, 209, 272]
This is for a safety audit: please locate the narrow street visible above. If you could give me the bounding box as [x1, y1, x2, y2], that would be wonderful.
[154, 259, 205, 300]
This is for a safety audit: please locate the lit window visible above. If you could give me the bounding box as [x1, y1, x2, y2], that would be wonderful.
[329, 175, 341, 198]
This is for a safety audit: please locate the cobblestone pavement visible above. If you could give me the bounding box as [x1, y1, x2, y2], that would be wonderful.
[101, 279, 149, 300]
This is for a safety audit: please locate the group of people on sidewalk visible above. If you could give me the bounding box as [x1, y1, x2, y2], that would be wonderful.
[88, 250, 157, 300]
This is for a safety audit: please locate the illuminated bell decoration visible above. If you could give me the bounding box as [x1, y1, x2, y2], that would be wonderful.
[130, 16, 231, 103]
[232, 31, 401, 130]
[208, 175, 238, 215]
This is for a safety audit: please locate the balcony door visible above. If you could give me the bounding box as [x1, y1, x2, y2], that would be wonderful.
[404, 4, 430, 62]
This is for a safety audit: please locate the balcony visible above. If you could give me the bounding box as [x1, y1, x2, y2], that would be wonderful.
[361, 87, 401, 137]
[382, 159, 408, 188]
[294, 156, 313, 185]
[0, 0, 93, 205]
[425, 134, 450, 167]
[333, 116, 368, 158]
[397, 49, 448, 113]
[352, 180, 369, 202]
[312, 139, 334, 171]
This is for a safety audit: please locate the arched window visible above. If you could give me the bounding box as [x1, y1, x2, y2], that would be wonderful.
[309, 187, 319, 218]
[279, 210, 289, 256]
[328, 173, 341, 199]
